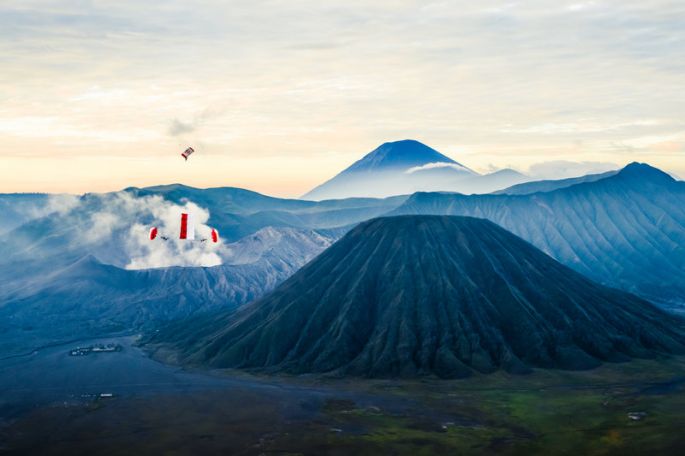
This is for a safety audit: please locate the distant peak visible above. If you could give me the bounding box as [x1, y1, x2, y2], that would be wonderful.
[486, 168, 526, 177]
[377, 139, 443, 153]
[142, 183, 193, 192]
[345, 140, 461, 173]
[623, 162, 653, 171]
[616, 162, 674, 183]
[382, 139, 422, 146]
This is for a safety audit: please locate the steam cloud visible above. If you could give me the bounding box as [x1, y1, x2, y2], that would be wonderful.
[125, 197, 224, 270]
[42, 194, 80, 216]
[69, 192, 225, 269]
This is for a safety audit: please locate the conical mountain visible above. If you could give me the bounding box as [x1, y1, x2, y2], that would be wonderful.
[151, 215, 685, 378]
[302, 140, 476, 200]
[343, 139, 463, 172]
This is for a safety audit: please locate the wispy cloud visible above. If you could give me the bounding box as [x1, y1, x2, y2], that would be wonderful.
[168, 118, 195, 136]
[405, 162, 476, 175]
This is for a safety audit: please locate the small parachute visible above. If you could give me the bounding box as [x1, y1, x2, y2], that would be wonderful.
[148, 226, 169, 241]
[181, 147, 194, 161]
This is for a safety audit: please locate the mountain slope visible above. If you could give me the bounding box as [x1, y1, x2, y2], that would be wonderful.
[0, 226, 336, 356]
[222, 226, 333, 265]
[0, 225, 334, 319]
[391, 163, 685, 311]
[0, 193, 66, 235]
[495, 170, 618, 195]
[150, 216, 685, 378]
[457, 168, 529, 194]
[0, 252, 301, 356]
[130, 184, 315, 215]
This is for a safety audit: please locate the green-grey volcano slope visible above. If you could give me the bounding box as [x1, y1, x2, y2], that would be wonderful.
[151, 216, 685, 378]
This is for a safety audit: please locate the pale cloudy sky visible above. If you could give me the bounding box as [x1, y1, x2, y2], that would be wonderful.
[1, 0, 684, 196]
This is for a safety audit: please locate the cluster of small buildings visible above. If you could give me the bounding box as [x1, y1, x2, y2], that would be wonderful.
[80, 393, 115, 399]
[69, 343, 122, 356]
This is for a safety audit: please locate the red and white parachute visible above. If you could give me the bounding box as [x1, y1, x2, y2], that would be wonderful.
[179, 212, 195, 240]
[149, 212, 219, 243]
[181, 147, 194, 161]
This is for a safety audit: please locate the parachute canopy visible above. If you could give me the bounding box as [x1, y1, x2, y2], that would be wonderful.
[179, 212, 195, 240]
[181, 147, 194, 161]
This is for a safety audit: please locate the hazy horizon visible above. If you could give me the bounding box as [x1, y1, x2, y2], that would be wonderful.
[2, 1, 684, 196]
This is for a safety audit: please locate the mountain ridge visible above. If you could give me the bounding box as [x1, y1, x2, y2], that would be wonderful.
[391, 163, 685, 310]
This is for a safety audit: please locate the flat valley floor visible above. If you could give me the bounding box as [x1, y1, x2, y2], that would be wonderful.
[1, 336, 685, 455]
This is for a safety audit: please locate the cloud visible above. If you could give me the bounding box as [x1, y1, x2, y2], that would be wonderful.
[405, 162, 476, 174]
[168, 118, 196, 136]
[528, 160, 619, 179]
[167, 108, 222, 140]
[25, 194, 80, 219]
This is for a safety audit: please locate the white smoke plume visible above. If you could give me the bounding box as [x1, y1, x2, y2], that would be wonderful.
[42, 194, 80, 217]
[125, 198, 224, 270]
[67, 191, 224, 269]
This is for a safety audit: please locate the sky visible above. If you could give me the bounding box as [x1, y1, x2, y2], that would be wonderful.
[1, 0, 684, 197]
